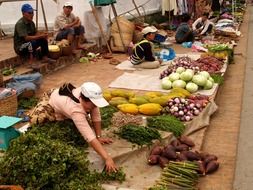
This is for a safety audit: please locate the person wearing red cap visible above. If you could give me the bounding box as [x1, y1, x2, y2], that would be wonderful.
[48, 82, 117, 173]
[14, 3, 55, 64]
[54, 2, 86, 51]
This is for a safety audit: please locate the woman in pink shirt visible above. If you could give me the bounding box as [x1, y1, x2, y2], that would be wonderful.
[49, 82, 117, 172]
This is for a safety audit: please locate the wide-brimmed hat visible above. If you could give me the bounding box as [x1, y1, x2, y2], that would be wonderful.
[81, 82, 108, 108]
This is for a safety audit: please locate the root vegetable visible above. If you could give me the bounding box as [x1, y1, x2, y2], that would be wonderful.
[196, 161, 206, 175]
[177, 153, 188, 161]
[159, 156, 170, 168]
[161, 146, 177, 160]
[183, 151, 201, 161]
[170, 139, 181, 147]
[175, 144, 190, 152]
[150, 145, 163, 156]
[148, 155, 160, 165]
[206, 161, 219, 174]
[179, 136, 195, 147]
[204, 154, 218, 165]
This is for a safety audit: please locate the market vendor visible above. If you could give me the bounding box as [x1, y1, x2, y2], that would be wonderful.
[14, 3, 56, 64]
[130, 26, 161, 69]
[175, 13, 195, 44]
[54, 2, 86, 51]
[192, 13, 214, 36]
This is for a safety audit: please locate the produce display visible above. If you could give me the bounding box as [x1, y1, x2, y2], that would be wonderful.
[147, 115, 186, 137]
[0, 121, 125, 189]
[1, 67, 16, 76]
[160, 56, 224, 80]
[161, 68, 215, 92]
[161, 95, 209, 122]
[116, 124, 161, 146]
[100, 105, 118, 128]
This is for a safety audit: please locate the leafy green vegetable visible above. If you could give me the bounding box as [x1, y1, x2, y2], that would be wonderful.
[116, 124, 161, 146]
[18, 96, 39, 109]
[100, 105, 118, 128]
[147, 115, 185, 137]
[0, 120, 125, 189]
[210, 74, 224, 85]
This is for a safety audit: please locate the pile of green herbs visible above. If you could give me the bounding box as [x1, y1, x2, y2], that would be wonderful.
[18, 96, 39, 109]
[210, 74, 224, 85]
[100, 105, 118, 129]
[0, 120, 125, 190]
[147, 115, 186, 137]
[116, 124, 161, 146]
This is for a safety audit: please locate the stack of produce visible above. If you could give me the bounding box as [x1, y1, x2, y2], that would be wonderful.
[161, 95, 209, 121]
[161, 68, 215, 92]
[147, 115, 186, 137]
[147, 135, 219, 175]
[150, 161, 199, 190]
[104, 89, 191, 116]
[116, 124, 161, 146]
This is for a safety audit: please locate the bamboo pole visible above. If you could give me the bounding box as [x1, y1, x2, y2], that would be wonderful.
[89, 2, 112, 54]
[36, 0, 38, 29]
[132, 0, 141, 16]
[40, 0, 48, 31]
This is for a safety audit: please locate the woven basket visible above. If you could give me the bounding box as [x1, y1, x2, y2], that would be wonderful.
[0, 89, 18, 116]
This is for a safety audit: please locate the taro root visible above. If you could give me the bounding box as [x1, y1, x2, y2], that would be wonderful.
[175, 144, 189, 152]
[161, 146, 177, 160]
[196, 151, 209, 160]
[183, 151, 201, 161]
[150, 145, 163, 156]
[179, 136, 195, 147]
[196, 161, 206, 175]
[148, 155, 160, 165]
[170, 139, 181, 147]
[177, 153, 188, 161]
[158, 156, 169, 168]
[204, 154, 218, 165]
[206, 161, 219, 174]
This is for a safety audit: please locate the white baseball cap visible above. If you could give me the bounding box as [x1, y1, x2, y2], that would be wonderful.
[141, 26, 158, 35]
[64, 2, 73, 7]
[81, 82, 109, 108]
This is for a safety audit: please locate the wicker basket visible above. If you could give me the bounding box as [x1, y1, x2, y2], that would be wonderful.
[61, 46, 72, 56]
[48, 50, 62, 59]
[0, 88, 18, 116]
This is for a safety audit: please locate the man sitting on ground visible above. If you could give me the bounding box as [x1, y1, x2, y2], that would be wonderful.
[130, 26, 161, 69]
[175, 13, 195, 44]
[192, 13, 214, 36]
[14, 3, 55, 64]
[54, 2, 86, 51]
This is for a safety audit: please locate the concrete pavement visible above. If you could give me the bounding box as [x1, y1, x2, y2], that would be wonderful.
[233, 5, 253, 190]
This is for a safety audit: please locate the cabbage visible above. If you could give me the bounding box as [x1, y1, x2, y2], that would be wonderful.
[185, 69, 194, 76]
[186, 82, 198, 93]
[169, 73, 180, 82]
[208, 77, 214, 83]
[161, 78, 172, 90]
[180, 71, 193, 81]
[172, 80, 187, 89]
[203, 80, 214, 90]
[199, 71, 210, 79]
[176, 67, 185, 74]
[192, 75, 207, 86]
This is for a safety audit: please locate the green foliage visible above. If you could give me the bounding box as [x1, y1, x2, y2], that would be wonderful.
[210, 74, 224, 85]
[147, 115, 186, 137]
[100, 106, 118, 129]
[116, 124, 161, 146]
[18, 96, 39, 109]
[0, 120, 125, 189]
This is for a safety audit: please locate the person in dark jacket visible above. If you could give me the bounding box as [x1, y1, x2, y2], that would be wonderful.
[14, 3, 55, 64]
[175, 13, 194, 44]
[130, 26, 161, 69]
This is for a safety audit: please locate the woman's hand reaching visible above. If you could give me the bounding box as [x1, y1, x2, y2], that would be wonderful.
[98, 137, 113, 145]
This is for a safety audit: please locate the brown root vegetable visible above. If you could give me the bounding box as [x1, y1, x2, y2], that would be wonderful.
[170, 139, 181, 147]
[204, 154, 218, 165]
[196, 161, 206, 175]
[150, 145, 163, 156]
[175, 144, 190, 152]
[206, 161, 219, 174]
[158, 156, 170, 168]
[177, 153, 188, 161]
[148, 155, 160, 165]
[179, 136, 195, 147]
[196, 151, 209, 160]
[183, 151, 201, 161]
[161, 146, 177, 160]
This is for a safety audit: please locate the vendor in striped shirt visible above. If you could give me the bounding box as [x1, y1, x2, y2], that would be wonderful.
[130, 26, 161, 69]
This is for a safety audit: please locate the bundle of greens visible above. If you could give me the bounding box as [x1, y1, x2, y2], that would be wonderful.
[18, 96, 39, 109]
[151, 161, 199, 190]
[147, 115, 185, 137]
[100, 105, 118, 128]
[0, 120, 125, 189]
[116, 124, 161, 146]
[210, 74, 224, 85]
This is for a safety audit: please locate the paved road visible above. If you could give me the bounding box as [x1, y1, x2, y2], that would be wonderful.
[233, 5, 253, 190]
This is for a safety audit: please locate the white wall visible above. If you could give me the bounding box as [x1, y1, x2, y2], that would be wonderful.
[0, 0, 161, 33]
